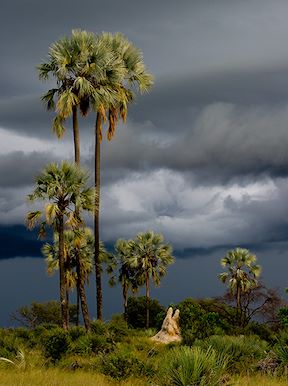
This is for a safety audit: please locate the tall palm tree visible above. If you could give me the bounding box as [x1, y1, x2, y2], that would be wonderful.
[219, 247, 261, 325]
[92, 33, 154, 320]
[26, 161, 95, 330]
[130, 231, 174, 328]
[38, 30, 112, 325]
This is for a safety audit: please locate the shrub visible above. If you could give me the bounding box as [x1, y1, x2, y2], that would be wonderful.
[107, 315, 129, 341]
[177, 298, 226, 342]
[101, 349, 154, 380]
[42, 328, 70, 361]
[195, 335, 267, 372]
[68, 326, 86, 341]
[71, 334, 112, 355]
[245, 322, 276, 343]
[159, 346, 228, 386]
[90, 320, 107, 335]
[126, 297, 165, 329]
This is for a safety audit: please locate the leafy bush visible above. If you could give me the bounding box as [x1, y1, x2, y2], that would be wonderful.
[126, 297, 165, 329]
[158, 346, 228, 386]
[195, 335, 267, 372]
[107, 315, 129, 341]
[278, 307, 288, 327]
[90, 319, 107, 335]
[68, 326, 86, 341]
[101, 348, 154, 380]
[71, 334, 112, 355]
[0, 331, 19, 359]
[42, 328, 70, 361]
[11, 301, 77, 328]
[245, 322, 276, 343]
[177, 298, 226, 342]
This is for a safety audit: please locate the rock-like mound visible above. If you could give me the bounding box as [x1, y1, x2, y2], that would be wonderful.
[151, 307, 181, 344]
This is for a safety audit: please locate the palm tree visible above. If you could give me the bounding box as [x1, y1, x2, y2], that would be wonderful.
[219, 247, 261, 326]
[108, 239, 140, 320]
[92, 33, 153, 320]
[38, 30, 112, 325]
[26, 161, 95, 330]
[42, 228, 94, 330]
[38, 29, 111, 164]
[130, 231, 174, 328]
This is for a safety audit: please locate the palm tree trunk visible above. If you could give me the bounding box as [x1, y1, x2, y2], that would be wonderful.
[94, 112, 103, 320]
[58, 214, 68, 330]
[123, 284, 128, 321]
[146, 272, 150, 329]
[73, 106, 80, 165]
[73, 105, 91, 327]
[76, 285, 80, 326]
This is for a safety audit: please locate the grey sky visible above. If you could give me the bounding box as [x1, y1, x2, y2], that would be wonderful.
[1, 0, 288, 322]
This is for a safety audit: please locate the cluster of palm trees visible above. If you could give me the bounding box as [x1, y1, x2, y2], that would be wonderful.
[26, 29, 168, 330]
[109, 231, 174, 328]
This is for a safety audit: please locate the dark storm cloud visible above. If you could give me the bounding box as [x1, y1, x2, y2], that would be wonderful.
[0, 225, 43, 259]
[0, 151, 59, 188]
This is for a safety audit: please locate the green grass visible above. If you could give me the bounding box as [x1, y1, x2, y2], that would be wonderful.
[0, 368, 148, 386]
[231, 374, 288, 386]
[0, 369, 287, 386]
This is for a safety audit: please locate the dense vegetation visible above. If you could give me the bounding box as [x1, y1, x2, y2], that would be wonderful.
[1, 28, 287, 385]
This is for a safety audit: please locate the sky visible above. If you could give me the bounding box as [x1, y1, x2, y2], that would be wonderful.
[1, 0, 288, 325]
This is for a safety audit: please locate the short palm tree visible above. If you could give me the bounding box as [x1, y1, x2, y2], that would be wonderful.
[219, 247, 261, 326]
[109, 239, 140, 320]
[130, 231, 174, 328]
[42, 227, 94, 330]
[26, 161, 95, 330]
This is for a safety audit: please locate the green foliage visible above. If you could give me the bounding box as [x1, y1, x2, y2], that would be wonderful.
[70, 334, 112, 355]
[68, 326, 86, 341]
[107, 314, 129, 341]
[101, 348, 154, 380]
[126, 296, 165, 328]
[158, 346, 228, 386]
[177, 298, 226, 344]
[195, 335, 267, 372]
[42, 328, 70, 361]
[90, 320, 108, 335]
[11, 301, 78, 328]
[278, 307, 288, 327]
[0, 330, 19, 359]
[245, 322, 276, 343]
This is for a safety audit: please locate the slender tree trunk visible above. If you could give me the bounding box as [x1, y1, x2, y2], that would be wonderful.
[76, 285, 80, 326]
[59, 214, 68, 330]
[236, 283, 241, 326]
[94, 112, 103, 320]
[73, 105, 91, 328]
[146, 272, 150, 329]
[76, 258, 91, 331]
[123, 284, 128, 321]
[73, 106, 80, 165]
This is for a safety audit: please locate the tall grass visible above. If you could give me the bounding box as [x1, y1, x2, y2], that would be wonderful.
[158, 346, 228, 386]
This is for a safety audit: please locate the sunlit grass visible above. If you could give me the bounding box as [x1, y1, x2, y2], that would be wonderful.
[231, 374, 288, 386]
[0, 368, 148, 386]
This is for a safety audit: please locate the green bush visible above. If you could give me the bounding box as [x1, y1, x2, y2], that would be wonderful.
[90, 319, 107, 335]
[101, 349, 154, 380]
[42, 328, 70, 361]
[71, 334, 112, 355]
[0, 331, 19, 359]
[245, 322, 276, 343]
[107, 315, 129, 341]
[68, 326, 86, 341]
[278, 307, 288, 327]
[126, 297, 165, 329]
[177, 298, 226, 342]
[158, 346, 228, 386]
[195, 335, 267, 372]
